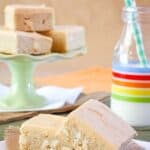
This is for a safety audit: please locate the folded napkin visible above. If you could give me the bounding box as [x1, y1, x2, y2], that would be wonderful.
[134, 140, 150, 150]
[0, 84, 83, 111]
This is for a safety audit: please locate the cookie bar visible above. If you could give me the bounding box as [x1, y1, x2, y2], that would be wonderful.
[5, 5, 55, 32]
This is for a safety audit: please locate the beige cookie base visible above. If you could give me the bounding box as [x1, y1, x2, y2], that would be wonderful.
[19, 114, 65, 150]
[19, 100, 137, 150]
[0, 29, 52, 55]
[5, 5, 55, 32]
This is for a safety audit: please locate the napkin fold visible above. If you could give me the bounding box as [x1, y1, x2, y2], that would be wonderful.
[0, 84, 83, 111]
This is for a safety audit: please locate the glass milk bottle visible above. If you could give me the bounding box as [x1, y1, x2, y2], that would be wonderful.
[111, 7, 150, 127]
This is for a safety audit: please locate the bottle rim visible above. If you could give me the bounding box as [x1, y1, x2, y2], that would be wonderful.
[123, 6, 150, 14]
[122, 7, 150, 22]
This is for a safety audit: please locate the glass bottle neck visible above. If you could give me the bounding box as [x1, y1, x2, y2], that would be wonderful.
[123, 7, 150, 24]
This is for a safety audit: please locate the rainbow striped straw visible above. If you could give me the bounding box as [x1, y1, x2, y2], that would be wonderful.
[125, 0, 148, 67]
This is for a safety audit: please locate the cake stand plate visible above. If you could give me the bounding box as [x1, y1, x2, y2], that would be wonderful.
[0, 47, 87, 111]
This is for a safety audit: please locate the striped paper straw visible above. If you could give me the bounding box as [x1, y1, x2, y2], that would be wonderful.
[124, 0, 148, 67]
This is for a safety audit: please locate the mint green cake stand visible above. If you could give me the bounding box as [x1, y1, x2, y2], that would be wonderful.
[0, 48, 86, 111]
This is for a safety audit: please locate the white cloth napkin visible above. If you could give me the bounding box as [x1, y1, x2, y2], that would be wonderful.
[134, 140, 150, 150]
[0, 84, 83, 111]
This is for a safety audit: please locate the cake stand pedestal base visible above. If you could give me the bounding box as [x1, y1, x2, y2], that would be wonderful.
[0, 57, 46, 109]
[0, 47, 87, 111]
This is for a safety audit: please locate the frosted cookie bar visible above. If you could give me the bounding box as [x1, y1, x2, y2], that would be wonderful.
[41, 25, 86, 53]
[5, 5, 55, 32]
[58, 100, 137, 150]
[0, 29, 52, 55]
[19, 114, 65, 150]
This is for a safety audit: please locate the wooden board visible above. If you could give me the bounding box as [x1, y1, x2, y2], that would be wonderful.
[0, 92, 110, 124]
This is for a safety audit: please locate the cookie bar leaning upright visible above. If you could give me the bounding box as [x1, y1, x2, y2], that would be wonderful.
[42, 25, 86, 53]
[0, 29, 52, 55]
[5, 5, 55, 32]
[58, 100, 137, 150]
[19, 114, 65, 150]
